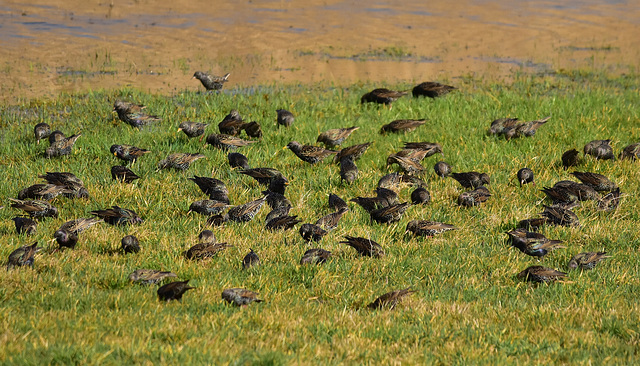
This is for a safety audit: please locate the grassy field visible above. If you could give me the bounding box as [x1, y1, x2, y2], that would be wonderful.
[1, 69, 639, 365]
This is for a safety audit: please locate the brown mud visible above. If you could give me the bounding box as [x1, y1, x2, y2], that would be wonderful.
[0, 0, 638, 102]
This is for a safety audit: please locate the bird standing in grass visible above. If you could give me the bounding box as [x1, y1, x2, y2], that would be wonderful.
[45, 133, 81, 157]
[34, 123, 51, 144]
[110, 144, 151, 164]
[517, 266, 567, 283]
[113, 100, 160, 128]
[9, 198, 58, 219]
[568, 252, 611, 270]
[7, 242, 40, 268]
[584, 139, 615, 160]
[380, 119, 426, 134]
[317, 126, 359, 148]
[299, 223, 327, 243]
[158, 280, 195, 301]
[121, 235, 140, 254]
[341, 236, 385, 257]
[434, 161, 452, 178]
[157, 153, 206, 171]
[412, 81, 457, 98]
[90, 206, 143, 226]
[561, 149, 581, 169]
[11, 217, 37, 235]
[192, 71, 230, 91]
[517, 168, 534, 186]
[111, 166, 140, 183]
[286, 141, 338, 164]
[450, 172, 490, 189]
[222, 288, 263, 306]
[54, 217, 103, 249]
[276, 109, 295, 128]
[361, 88, 407, 105]
[178, 121, 208, 138]
[228, 196, 267, 222]
[367, 288, 415, 309]
[406, 220, 457, 237]
[129, 269, 177, 285]
[242, 249, 260, 269]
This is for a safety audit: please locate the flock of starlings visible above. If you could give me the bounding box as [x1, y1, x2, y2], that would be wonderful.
[6, 71, 640, 309]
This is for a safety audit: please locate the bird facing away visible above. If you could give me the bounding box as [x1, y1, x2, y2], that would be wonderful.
[317, 126, 359, 148]
[239, 168, 286, 186]
[387, 155, 425, 176]
[227, 196, 267, 222]
[315, 207, 349, 230]
[178, 121, 208, 138]
[7, 242, 40, 269]
[380, 119, 426, 134]
[188, 200, 229, 216]
[328, 193, 348, 211]
[458, 186, 491, 207]
[412, 81, 456, 98]
[361, 88, 408, 105]
[265, 213, 301, 231]
[184, 240, 231, 260]
[584, 139, 615, 160]
[570, 171, 617, 192]
[540, 205, 579, 227]
[367, 288, 415, 310]
[411, 187, 431, 205]
[299, 223, 328, 243]
[450, 172, 490, 189]
[370, 202, 411, 224]
[597, 187, 621, 211]
[9, 198, 58, 219]
[34, 123, 51, 144]
[113, 100, 160, 128]
[228, 152, 250, 169]
[121, 235, 140, 254]
[300, 248, 332, 265]
[157, 153, 205, 171]
[620, 142, 640, 160]
[341, 236, 384, 257]
[517, 266, 567, 283]
[517, 168, 534, 186]
[39, 171, 89, 198]
[286, 141, 338, 164]
[222, 288, 263, 306]
[377, 172, 425, 190]
[188, 176, 229, 202]
[90, 206, 143, 226]
[218, 110, 249, 136]
[244, 121, 263, 138]
[406, 220, 458, 237]
[158, 280, 195, 302]
[45, 133, 81, 158]
[11, 217, 37, 235]
[206, 133, 256, 150]
[129, 269, 177, 285]
[192, 71, 230, 91]
[434, 161, 452, 178]
[568, 252, 611, 270]
[48, 130, 65, 144]
[276, 109, 295, 128]
[561, 149, 581, 169]
[111, 166, 140, 183]
[110, 144, 150, 163]
[242, 249, 260, 269]
[335, 142, 372, 163]
[339, 156, 359, 183]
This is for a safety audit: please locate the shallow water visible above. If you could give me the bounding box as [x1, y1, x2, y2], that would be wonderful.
[0, 0, 638, 101]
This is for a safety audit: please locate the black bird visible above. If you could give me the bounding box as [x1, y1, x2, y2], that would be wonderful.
[192, 71, 230, 91]
[620, 142, 640, 160]
[239, 168, 285, 186]
[157, 153, 205, 171]
[45, 133, 81, 158]
[48, 130, 65, 144]
[506, 229, 565, 258]
[227, 196, 267, 222]
[411, 187, 431, 205]
[377, 173, 425, 190]
[39, 171, 89, 198]
[265, 214, 301, 231]
[488, 118, 520, 135]
[228, 152, 250, 169]
[54, 217, 103, 249]
[121, 235, 140, 254]
[370, 202, 411, 224]
[561, 149, 581, 169]
[570, 171, 617, 192]
[9, 198, 58, 219]
[540, 205, 579, 227]
[375, 187, 399, 207]
[598, 187, 622, 211]
[434, 161, 452, 178]
[503, 117, 551, 139]
[262, 190, 292, 211]
[316, 207, 349, 230]
[129, 269, 177, 285]
[403, 142, 444, 157]
[11, 217, 37, 235]
[339, 156, 358, 183]
[188, 176, 229, 203]
[111, 166, 140, 183]
[242, 249, 260, 269]
[276, 109, 295, 128]
[90, 206, 143, 226]
[267, 176, 289, 195]
[286, 141, 338, 164]
[406, 220, 457, 237]
[584, 139, 615, 160]
[222, 288, 263, 306]
[367, 288, 415, 310]
[299, 223, 327, 242]
[380, 119, 426, 134]
[450, 172, 490, 189]
[387, 155, 425, 176]
[113, 100, 160, 128]
[218, 110, 249, 136]
[184, 239, 231, 260]
[317, 126, 359, 148]
[518, 217, 548, 231]
[517, 168, 534, 186]
[34, 123, 51, 144]
[335, 142, 372, 162]
[7, 242, 40, 268]
[341, 236, 384, 257]
[387, 149, 432, 166]
[158, 280, 195, 302]
[206, 214, 228, 227]
[458, 186, 491, 207]
[412, 81, 457, 98]
[568, 252, 611, 270]
[244, 121, 263, 138]
[110, 144, 150, 163]
[300, 248, 332, 265]
[206, 133, 256, 150]
[178, 121, 208, 138]
[17, 183, 66, 201]
[361, 88, 407, 105]
[328, 193, 348, 211]
[517, 266, 567, 283]
[188, 200, 229, 216]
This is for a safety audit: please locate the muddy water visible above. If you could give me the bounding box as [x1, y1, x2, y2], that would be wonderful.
[0, 0, 638, 102]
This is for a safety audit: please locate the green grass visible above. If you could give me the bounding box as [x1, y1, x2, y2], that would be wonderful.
[1, 70, 639, 365]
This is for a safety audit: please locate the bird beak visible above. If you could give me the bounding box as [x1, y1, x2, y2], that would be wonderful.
[282, 146, 288, 150]
[177, 128, 182, 132]
[113, 152, 118, 156]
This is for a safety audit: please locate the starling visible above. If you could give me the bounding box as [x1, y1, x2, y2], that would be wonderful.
[540, 205, 579, 227]
[206, 214, 228, 227]
[518, 218, 548, 231]
[54, 217, 103, 249]
[48, 130, 65, 144]
[90, 206, 143, 226]
[7, 242, 40, 268]
[339, 156, 359, 183]
[11, 217, 37, 235]
[244, 121, 263, 138]
[598, 187, 622, 211]
[239, 167, 286, 186]
[228, 152, 250, 169]
[412, 81, 456, 98]
[315, 207, 349, 230]
[506, 229, 565, 258]
[380, 119, 426, 134]
[370, 202, 411, 224]
[351, 196, 385, 213]
[386, 155, 425, 175]
[34, 123, 51, 144]
[188, 200, 229, 216]
[110, 144, 150, 163]
[503, 116, 551, 139]
[377, 172, 425, 190]
[570, 171, 617, 192]
[198, 230, 217, 244]
[276, 109, 294, 128]
[264, 206, 291, 225]
[584, 139, 615, 160]
[402, 142, 444, 157]
[218, 110, 249, 136]
[561, 149, 581, 169]
[411, 187, 431, 205]
[192, 71, 230, 91]
[300, 248, 332, 265]
[17, 183, 66, 201]
[39, 171, 88, 198]
[111, 165, 140, 183]
[9, 198, 58, 219]
[328, 193, 348, 211]
[488, 117, 521, 136]
[113, 100, 160, 128]
[376, 187, 400, 207]
[434, 161, 452, 178]
[178, 121, 208, 138]
[361, 88, 407, 105]
[517, 266, 567, 283]
[188, 176, 229, 203]
[262, 190, 292, 211]
[157, 153, 205, 171]
[334, 142, 372, 162]
[367, 288, 415, 310]
[387, 149, 432, 166]
[542, 181, 599, 203]
[317, 126, 359, 148]
[341, 236, 384, 257]
[286, 141, 338, 164]
[243, 249, 260, 269]
[227, 196, 267, 222]
[265, 214, 301, 231]
[267, 176, 289, 195]
[129, 269, 177, 285]
[158, 280, 195, 302]
[206, 133, 256, 150]
[458, 186, 491, 207]
[121, 235, 140, 254]
[450, 172, 490, 189]
[299, 223, 327, 242]
[517, 168, 534, 186]
[620, 142, 640, 160]
[184, 240, 231, 260]
[222, 288, 263, 306]
[568, 252, 611, 270]
[406, 220, 457, 237]
[45, 133, 81, 157]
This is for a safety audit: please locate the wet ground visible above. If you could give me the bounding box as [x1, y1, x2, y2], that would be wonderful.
[0, 0, 638, 101]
